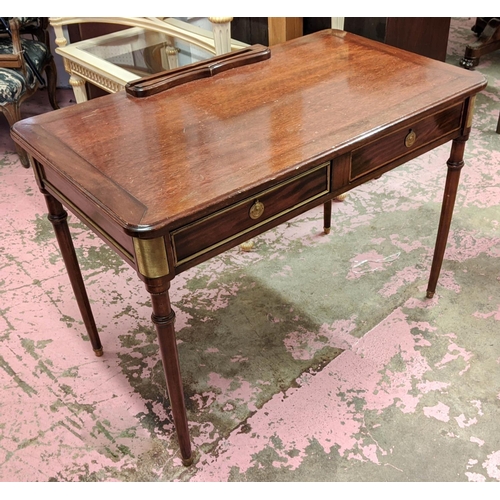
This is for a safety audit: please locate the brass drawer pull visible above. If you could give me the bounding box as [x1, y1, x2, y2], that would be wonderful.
[249, 200, 265, 219]
[405, 129, 417, 148]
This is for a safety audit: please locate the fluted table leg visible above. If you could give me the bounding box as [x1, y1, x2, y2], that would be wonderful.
[44, 194, 103, 356]
[144, 276, 192, 466]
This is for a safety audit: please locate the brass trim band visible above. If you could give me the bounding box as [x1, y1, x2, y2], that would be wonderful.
[133, 237, 170, 278]
[466, 95, 476, 128]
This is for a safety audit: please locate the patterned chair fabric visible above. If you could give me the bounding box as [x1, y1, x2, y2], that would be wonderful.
[0, 17, 40, 30]
[0, 17, 58, 166]
[0, 39, 50, 103]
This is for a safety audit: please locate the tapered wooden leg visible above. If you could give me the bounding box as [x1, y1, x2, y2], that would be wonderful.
[323, 201, 332, 234]
[426, 138, 466, 298]
[44, 194, 103, 356]
[144, 277, 193, 466]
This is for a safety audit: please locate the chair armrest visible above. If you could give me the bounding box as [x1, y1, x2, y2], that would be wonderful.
[0, 18, 24, 70]
[9, 18, 23, 54]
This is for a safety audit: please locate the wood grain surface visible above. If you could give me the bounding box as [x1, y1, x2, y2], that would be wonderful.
[12, 30, 486, 235]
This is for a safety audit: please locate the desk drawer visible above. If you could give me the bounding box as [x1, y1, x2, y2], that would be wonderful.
[351, 103, 464, 180]
[172, 162, 330, 265]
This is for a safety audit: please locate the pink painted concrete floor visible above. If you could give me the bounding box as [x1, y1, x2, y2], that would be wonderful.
[1, 18, 500, 483]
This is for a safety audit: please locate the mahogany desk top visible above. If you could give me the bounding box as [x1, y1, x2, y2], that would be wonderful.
[11, 30, 487, 465]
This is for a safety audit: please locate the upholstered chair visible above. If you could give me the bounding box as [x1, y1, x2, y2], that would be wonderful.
[0, 17, 58, 166]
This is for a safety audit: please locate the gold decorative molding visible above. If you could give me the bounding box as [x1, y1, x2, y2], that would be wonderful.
[208, 17, 233, 24]
[67, 61, 124, 93]
[68, 74, 86, 88]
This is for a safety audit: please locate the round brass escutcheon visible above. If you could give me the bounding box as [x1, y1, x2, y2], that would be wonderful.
[249, 200, 265, 219]
[405, 130, 417, 148]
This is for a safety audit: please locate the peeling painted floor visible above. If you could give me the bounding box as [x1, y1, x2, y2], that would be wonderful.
[1, 18, 500, 482]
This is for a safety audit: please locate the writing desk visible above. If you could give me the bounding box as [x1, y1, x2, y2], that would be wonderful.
[11, 30, 487, 466]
